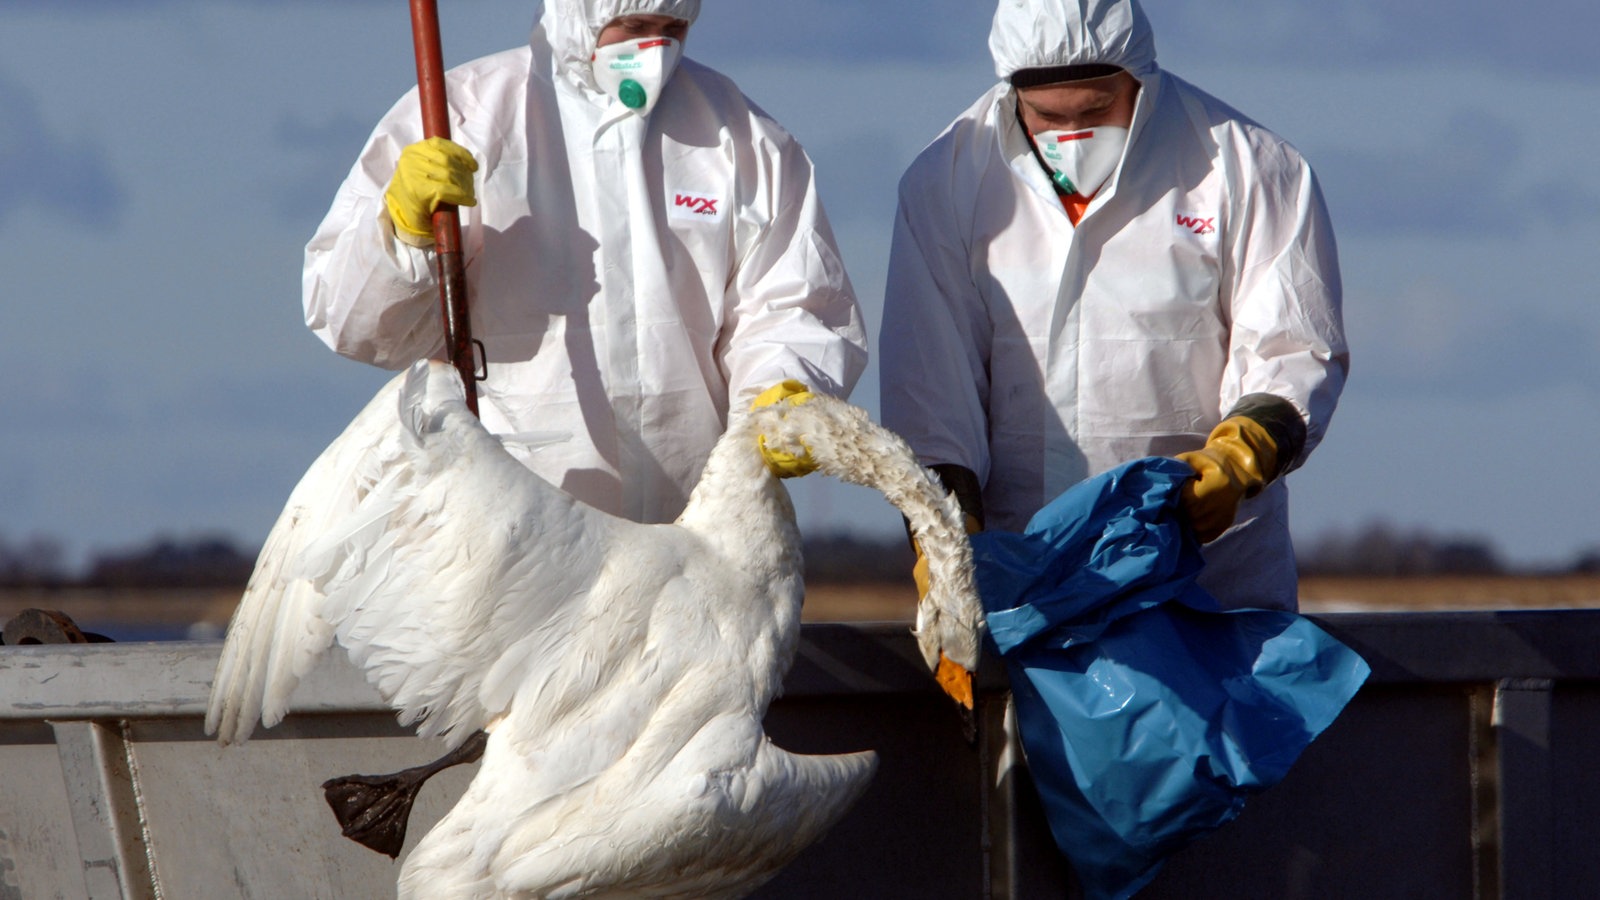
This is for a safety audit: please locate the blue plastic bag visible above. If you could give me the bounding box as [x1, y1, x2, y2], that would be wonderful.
[971, 458, 1370, 899]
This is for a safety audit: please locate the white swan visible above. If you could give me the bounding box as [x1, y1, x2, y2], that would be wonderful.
[206, 360, 982, 899]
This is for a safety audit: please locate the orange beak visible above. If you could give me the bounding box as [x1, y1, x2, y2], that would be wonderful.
[935, 652, 974, 710]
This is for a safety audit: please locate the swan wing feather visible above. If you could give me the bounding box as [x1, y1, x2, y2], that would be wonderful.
[208, 361, 619, 745]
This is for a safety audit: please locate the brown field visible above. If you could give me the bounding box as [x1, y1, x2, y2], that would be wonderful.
[6, 576, 1600, 641]
[801, 575, 1600, 620]
[1294, 575, 1600, 614]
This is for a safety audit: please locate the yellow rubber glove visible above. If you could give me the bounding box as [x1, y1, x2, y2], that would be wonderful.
[384, 136, 479, 246]
[1176, 416, 1281, 544]
[750, 380, 818, 478]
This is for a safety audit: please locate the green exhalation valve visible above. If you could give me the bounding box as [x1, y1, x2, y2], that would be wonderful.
[619, 79, 647, 109]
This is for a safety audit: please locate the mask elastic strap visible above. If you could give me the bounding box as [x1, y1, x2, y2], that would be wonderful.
[1015, 98, 1074, 196]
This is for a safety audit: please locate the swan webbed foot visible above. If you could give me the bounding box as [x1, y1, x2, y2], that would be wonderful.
[321, 728, 489, 858]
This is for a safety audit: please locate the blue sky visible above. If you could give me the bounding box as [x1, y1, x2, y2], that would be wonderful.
[3, 1, 1598, 568]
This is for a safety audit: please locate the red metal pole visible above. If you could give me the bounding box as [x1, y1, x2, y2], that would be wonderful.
[408, 0, 480, 417]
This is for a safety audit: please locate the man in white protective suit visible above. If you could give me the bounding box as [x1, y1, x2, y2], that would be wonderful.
[304, 0, 868, 521]
[881, 0, 1348, 610]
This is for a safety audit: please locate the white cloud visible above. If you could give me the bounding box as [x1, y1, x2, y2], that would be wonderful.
[1147, 0, 1600, 78]
[0, 71, 125, 230]
[269, 112, 380, 222]
[1312, 109, 1600, 238]
[1347, 275, 1595, 398]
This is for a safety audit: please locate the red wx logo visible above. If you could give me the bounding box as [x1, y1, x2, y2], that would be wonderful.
[1177, 214, 1215, 235]
[674, 194, 720, 216]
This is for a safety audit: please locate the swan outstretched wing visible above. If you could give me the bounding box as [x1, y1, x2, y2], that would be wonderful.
[206, 370, 407, 744]
[208, 361, 617, 746]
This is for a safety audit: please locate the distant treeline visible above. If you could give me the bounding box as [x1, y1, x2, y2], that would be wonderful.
[0, 534, 256, 589]
[1, 523, 1597, 589]
[1295, 522, 1600, 577]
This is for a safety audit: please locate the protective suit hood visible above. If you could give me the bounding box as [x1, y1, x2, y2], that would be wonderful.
[533, 0, 702, 91]
[989, 0, 1158, 82]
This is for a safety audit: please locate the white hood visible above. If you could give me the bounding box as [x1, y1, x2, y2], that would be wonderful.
[988, 0, 1158, 81]
[533, 0, 702, 88]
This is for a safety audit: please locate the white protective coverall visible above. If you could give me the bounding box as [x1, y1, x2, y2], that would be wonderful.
[305, 0, 868, 524]
[880, 0, 1347, 610]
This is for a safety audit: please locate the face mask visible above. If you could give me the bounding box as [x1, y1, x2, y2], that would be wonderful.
[591, 36, 682, 116]
[1031, 126, 1129, 197]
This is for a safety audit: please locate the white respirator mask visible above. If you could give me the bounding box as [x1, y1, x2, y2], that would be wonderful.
[1031, 126, 1129, 197]
[591, 36, 683, 117]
